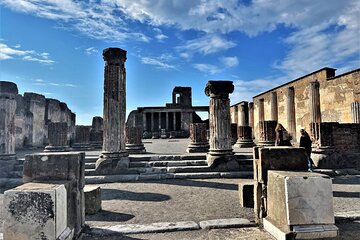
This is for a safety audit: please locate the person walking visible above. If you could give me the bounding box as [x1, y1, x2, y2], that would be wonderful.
[299, 129, 314, 171]
[275, 123, 292, 146]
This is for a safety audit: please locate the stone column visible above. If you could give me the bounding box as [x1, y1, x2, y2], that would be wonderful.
[238, 102, 249, 126]
[309, 81, 321, 123]
[205, 81, 237, 168]
[258, 98, 265, 122]
[143, 112, 147, 131]
[351, 102, 360, 123]
[287, 87, 296, 141]
[173, 111, 176, 130]
[258, 120, 277, 146]
[73, 125, 91, 150]
[0, 81, 18, 178]
[234, 126, 255, 148]
[96, 48, 129, 173]
[249, 102, 254, 138]
[166, 112, 169, 130]
[151, 112, 155, 132]
[231, 123, 238, 145]
[90, 116, 103, 149]
[44, 122, 69, 152]
[270, 92, 278, 121]
[186, 123, 209, 153]
[126, 126, 145, 153]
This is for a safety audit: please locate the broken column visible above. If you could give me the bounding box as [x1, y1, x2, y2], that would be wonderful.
[90, 116, 103, 149]
[72, 125, 91, 150]
[186, 123, 209, 153]
[234, 101, 255, 148]
[44, 122, 69, 152]
[351, 101, 359, 124]
[96, 48, 129, 173]
[231, 123, 238, 145]
[258, 120, 277, 146]
[0, 81, 18, 178]
[287, 87, 296, 141]
[205, 81, 236, 168]
[125, 110, 146, 154]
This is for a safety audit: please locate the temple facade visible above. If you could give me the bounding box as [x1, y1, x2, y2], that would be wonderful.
[137, 86, 208, 138]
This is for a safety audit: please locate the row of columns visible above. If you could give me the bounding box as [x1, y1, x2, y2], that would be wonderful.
[143, 111, 182, 132]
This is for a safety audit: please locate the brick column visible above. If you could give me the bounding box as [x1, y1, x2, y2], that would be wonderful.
[270, 91, 278, 121]
[186, 123, 209, 153]
[287, 87, 296, 141]
[205, 81, 236, 168]
[310, 81, 321, 123]
[352, 101, 360, 123]
[0, 81, 18, 178]
[96, 48, 129, 173]
[44, 122, 69, 152]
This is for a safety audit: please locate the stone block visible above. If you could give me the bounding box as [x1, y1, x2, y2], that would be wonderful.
[84, 185, 102, 214]
[265, 170, 338, 239]
[238, 181, 254, 208]
[3, 183, 67, 240]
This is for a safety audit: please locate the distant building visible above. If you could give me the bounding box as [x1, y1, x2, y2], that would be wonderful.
[137, 86, 209, 138]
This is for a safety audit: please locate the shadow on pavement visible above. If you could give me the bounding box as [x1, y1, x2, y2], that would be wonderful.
[333, 191, 360, 198]
[146, 179, 238, 190]
[101, 189, 171, 202]
[85, 210, 135, 222]
[333, 176, 360, 185]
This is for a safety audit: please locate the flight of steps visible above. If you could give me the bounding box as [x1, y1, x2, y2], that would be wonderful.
[7, 153, 254, 184]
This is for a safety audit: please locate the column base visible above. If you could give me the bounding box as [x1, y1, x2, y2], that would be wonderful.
[186, 142, 209, 153]
[0, 154, 17, 178]
[234, 139, 255, 148]
[258, 141, 275, 146]
[95, 151, 129, 174]
[160, 134, 168, 139]
[44, 145, 69, 152]
[126, 144, 146, 154]
[206, 149, 239, 170]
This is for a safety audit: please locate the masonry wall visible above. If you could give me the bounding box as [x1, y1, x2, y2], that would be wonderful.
[251, 68, 359, 142]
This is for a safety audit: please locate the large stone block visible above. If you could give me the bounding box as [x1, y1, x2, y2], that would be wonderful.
[265, 170, 338, 239]
[84, 185, 102, 214]
[238, 181, 254, 208]
[3, 183, 67, 240]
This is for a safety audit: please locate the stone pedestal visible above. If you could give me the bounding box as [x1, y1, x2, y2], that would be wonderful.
[238, 181, 254, 208]
[186, 123, 209, 153]
[72, 125, 92, 150]
[169, 131, 176, 139]
[96, 48, 129, 173]
[126, 126, 146, 154]
[84, 185, 102, 215]
[205, 81, 236, 169]
[234, 126, 255, 148]
[45, 122, 69, 152]
[264, 171, 338, 239]
[0, 81, 18, 178]
[23, 152, 85, 238]
[258, 120, 277, 146]
[3, 183, 69, 240]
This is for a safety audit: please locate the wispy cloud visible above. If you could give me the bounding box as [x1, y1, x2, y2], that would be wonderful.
[33, 79, 76, 88]
[177, 35, 236, 56]
[153, 28, 168, 41]
[0, 42, 55, 64]
[220, 56, 239, 68]
[193, 63, 221, 74]
[141, 57, 177, 70]
[84, 47, 98, 56]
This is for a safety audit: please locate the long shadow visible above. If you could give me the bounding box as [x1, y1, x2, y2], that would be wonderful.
[145, 179, 239, 190]
[83, 228, 144, 240]
[333, 176, 360, 185]
[101, 189, 171, 201]
[85, 210, 135, 222]
[333, 191, 360, 198]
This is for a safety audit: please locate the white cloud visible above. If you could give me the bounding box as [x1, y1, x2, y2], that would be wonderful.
[193, 63, 221, 74]
[176, 35, 236, 56]
[220, 56, 239, 68]
[141, 56, 177, 70]
[0, 42, 55, 64]
[84, 47, 98, 56]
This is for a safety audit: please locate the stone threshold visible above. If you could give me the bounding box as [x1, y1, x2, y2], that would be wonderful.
[83, 218, 255, 236]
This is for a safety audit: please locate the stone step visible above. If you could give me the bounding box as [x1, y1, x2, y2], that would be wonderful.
[129, 160, 208, 168]
[13, 165, 23, 172]
[234, 154, 253, 160]
[85, 157, 98, 163]
[85, 162, 96, 169]
[129, 154, 206, 162]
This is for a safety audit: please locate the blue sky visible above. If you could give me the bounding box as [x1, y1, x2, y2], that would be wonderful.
[0, 0, 359, 125]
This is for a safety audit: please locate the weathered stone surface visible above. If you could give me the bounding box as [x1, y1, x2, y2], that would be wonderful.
[205, 81, 235, 168]
[234, 126, 255, 148]
[96, 48, 129, 173]
[199, 218, 254, 229]
[3, 183, 67, 240]
[125, 110, 146, 153]
[238, 182, 254, 208]
[258, 120, 277, 146]
[73, 125, 91, 150]
[186, 123, 209, 153]
[45, 122, 69, 151]
[266, 170, 337, 237]
[84, 185, 102, 214]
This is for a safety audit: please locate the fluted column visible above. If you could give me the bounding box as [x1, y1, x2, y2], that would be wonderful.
[166, 112, 169, 130]
[205, 81, 235, 168]
[249, 102, 254, 138]
[96, 48, 129, 172]
[258, 98, 265, 122]
[238, 101, 249, 126]
[351, 102, 360, 123]
[287, 87, 296, 141]
[310, 81, 321, 123]
[186, 123, 209, 153]
[270, 92, 278, 121]
[44, 122, 69, 152]
[0, 81, 17, 178]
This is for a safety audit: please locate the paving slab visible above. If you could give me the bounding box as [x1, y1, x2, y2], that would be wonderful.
[199, 218, 255, 229]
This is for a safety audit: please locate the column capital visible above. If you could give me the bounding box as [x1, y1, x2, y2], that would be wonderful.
[205, 81, 234, 98]
[103, 48, 127, 64]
